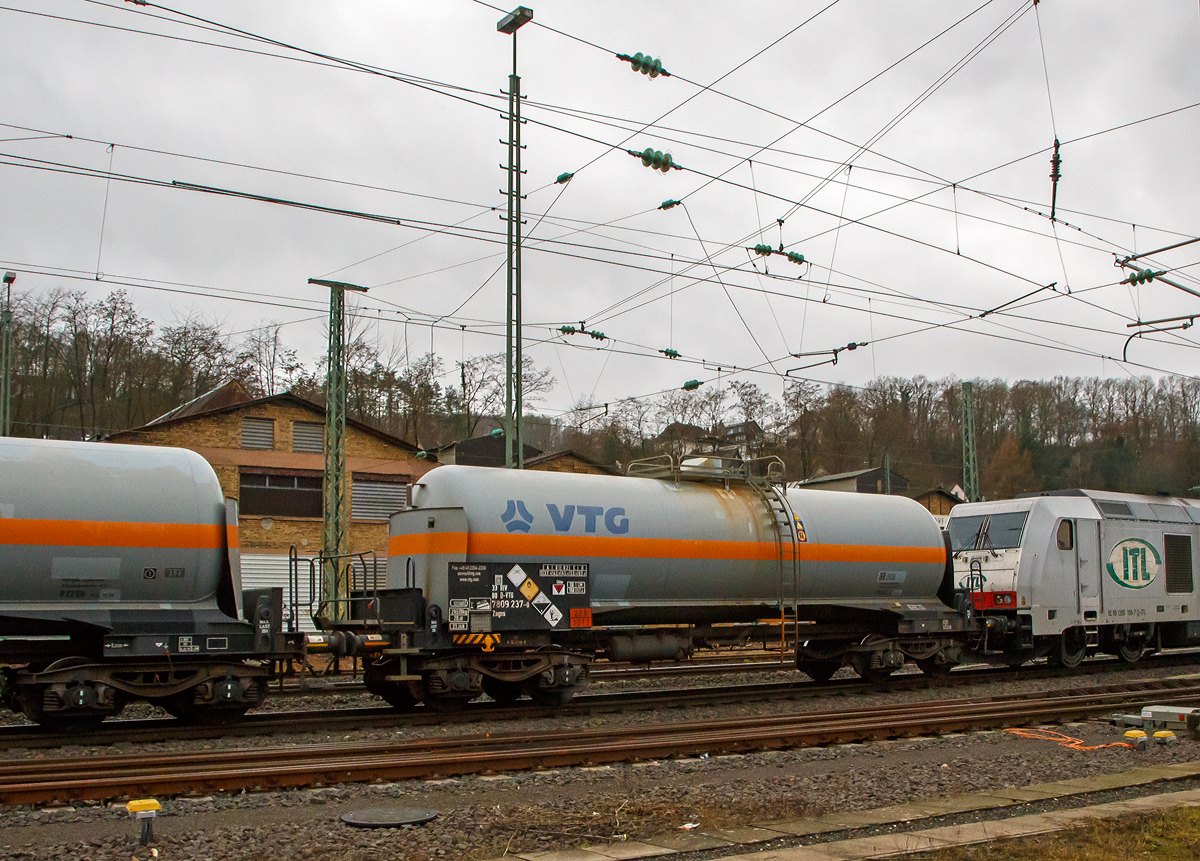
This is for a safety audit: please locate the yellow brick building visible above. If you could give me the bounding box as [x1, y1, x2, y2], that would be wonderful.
[107, 382, 433, 627]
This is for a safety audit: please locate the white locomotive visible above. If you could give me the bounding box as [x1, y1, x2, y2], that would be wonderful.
[947, 490, 1200, 667]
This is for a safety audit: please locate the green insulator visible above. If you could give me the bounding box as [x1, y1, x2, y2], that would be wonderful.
[559, 325, 577, 335]
[588, 330, 606, 340]
[660, 348, 680, 359]
[682, 379, 701, 391]
[753, 244, 773, 256]
[660, 199, 681, 210]
[556, 172, 575, 184]
[641, 147, 657, 167]
[786, 251, 806, 265]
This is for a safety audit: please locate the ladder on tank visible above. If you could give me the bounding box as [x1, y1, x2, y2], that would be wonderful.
[748, 459, 802, 661]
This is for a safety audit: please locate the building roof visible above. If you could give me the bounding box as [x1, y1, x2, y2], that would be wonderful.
[656, 421, 707, 441]
[795, 466, 909, 486]
[912, 485, 967, 503]
[112, 388, 422, 454]
[433, 433, 543, 467]
[524, 449, 623, 476]
[146, 378, 254, 425]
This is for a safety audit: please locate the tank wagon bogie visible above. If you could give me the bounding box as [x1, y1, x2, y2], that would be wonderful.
[947, 490, 1200, 669]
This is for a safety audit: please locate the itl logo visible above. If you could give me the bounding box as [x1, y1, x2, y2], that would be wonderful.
[1106, 538, 1160, 589]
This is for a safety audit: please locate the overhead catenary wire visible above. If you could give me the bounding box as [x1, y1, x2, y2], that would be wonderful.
[4, 1, 1197, 397]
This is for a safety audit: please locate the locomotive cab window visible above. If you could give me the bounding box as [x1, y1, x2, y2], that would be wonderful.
[985, 512, 1028, 549]
[1056, 520, 1074, 551]
[949, 515, 986, 552]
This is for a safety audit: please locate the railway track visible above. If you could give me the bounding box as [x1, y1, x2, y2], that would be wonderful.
[2, 651, 1197, 750]
[4, 676, 1198, 806]
[269, 651, 797, 697]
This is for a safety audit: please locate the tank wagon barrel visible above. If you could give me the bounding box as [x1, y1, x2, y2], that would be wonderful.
[365, 455, 967, 704]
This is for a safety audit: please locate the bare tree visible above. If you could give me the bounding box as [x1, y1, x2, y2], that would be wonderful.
[235, 321, 301, 397]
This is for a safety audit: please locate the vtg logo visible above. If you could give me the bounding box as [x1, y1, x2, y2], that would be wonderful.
[500, 500, 630, 534]
[500, 500, 534, 533]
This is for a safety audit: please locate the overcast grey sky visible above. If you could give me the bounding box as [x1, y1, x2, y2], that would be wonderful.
[2, 0, 1198, 420]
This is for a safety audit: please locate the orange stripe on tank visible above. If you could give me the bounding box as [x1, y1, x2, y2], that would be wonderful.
[226, 524, 240, 550]
[0, 519, 224, 549]
[388, 531, 943, 564]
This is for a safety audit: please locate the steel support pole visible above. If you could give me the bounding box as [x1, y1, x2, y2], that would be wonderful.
[325, 285, 349, 616]
[309, 277, 367, 621]
[502, 41, 525, 467]
[1, 273, 13, 437]
[962, 381, 979, 502]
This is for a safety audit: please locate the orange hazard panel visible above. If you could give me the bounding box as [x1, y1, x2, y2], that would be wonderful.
[570, 607, 592, 628]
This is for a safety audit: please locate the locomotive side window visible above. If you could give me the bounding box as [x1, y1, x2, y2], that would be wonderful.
[1164, 534, 1194, 594]
[949, 515, 986, 552]
[984, 512, 1028, 549]
[1056, 520, 1074, 551]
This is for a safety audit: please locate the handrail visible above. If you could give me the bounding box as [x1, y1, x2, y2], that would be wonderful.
[625, 452, 790, 485]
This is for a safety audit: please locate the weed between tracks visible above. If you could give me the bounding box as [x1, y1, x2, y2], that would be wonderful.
[910, 808, 1200, 861]
[496, 796, 813, 854]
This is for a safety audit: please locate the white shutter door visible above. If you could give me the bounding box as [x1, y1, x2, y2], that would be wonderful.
[240, 554, 317, 633]
[352, 481, 409, 521]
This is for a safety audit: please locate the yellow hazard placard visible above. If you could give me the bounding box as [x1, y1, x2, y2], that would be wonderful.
[518, 577, 540, 601]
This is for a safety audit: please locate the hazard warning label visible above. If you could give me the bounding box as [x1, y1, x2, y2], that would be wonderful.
[448, 561, 590, 632]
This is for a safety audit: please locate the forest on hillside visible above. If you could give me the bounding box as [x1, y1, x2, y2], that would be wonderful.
[4, 288, 1199, 498]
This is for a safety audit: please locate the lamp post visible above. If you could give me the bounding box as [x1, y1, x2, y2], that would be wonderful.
[498, 6, 532, 468]
[308, 277, 368, 621]
[1, 271, 14, 437]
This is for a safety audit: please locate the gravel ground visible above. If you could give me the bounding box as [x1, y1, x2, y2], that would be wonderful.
[1, 662, 1198, 861]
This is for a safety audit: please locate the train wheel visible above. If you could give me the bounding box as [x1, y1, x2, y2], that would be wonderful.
[524, 681, 576, 707]
[798, 660, 840, 683]
[1117, 640, 1145, 665]
[162, 690, 251, 725]
[16, 686, 107, 733]
[916, 658, 953, 679]
[851, 635, 898, 683]
[364, 662, 418, 710]
[482, 677, 524, 704]
[1049, 628, 1087, 669]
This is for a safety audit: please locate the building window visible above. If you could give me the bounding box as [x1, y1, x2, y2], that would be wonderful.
[240, 472, 322, 518]
[241, 417, 275, 450]
[352, 480, 409, 521]
[292, 421, 324, 454]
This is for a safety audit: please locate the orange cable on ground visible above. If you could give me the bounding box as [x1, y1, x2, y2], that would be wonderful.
[1004, 727, 1132, 751]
